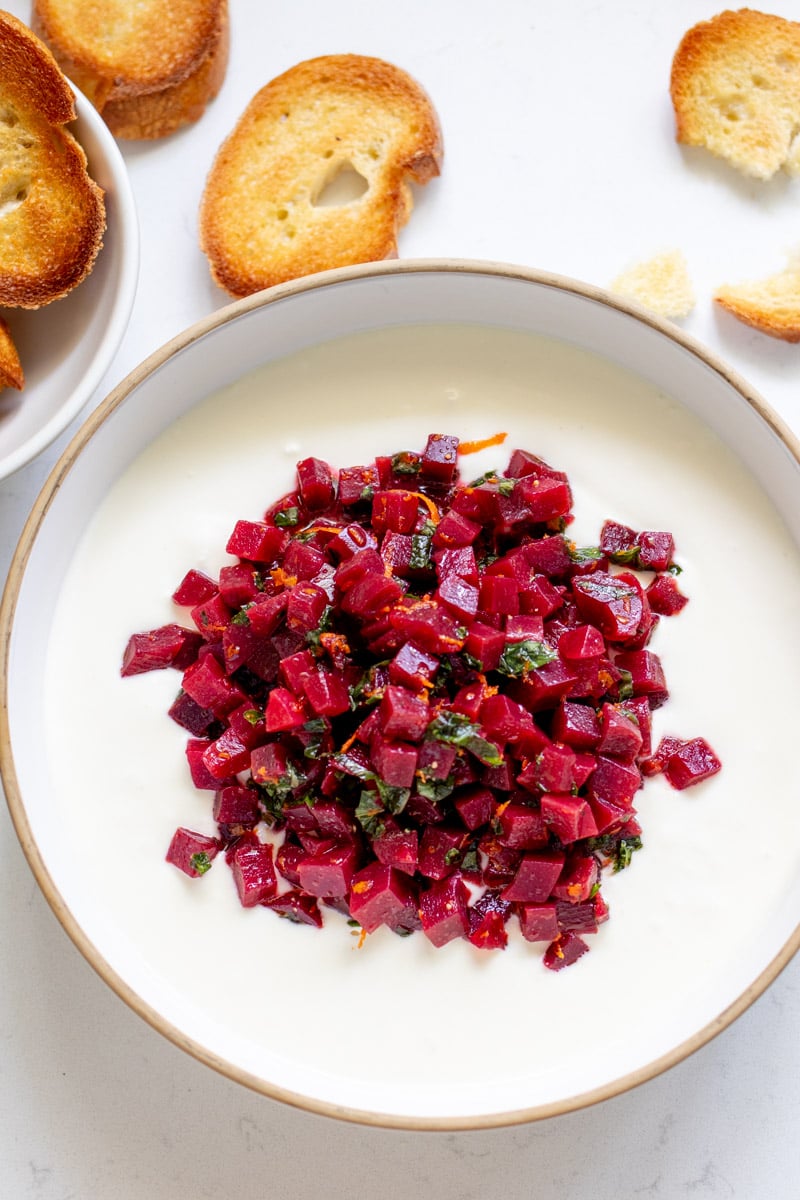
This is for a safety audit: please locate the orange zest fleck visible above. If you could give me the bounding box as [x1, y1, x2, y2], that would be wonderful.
[270, 567, 298, 589]
[406, 491, 441, 525]
[458, 432, 508, 455]
[357, 927, 368, 949]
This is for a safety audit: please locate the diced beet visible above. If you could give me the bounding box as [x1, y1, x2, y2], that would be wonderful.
[168, 690, 216, 736]
[338, 463, 380, 505]
[520, 535, 573, 579]
[297, 841, 358, 898]
[646, 573, 689, 616]
[587, 754, 641, 808]
[334, 547, 385, 593]
[552, 854, 600, 903]
[436, 574, 480, 621]
[340, 573, 404, 619]
[543, 931, 590, 970]
[264, 687, 307, 731]
[614, 649, 669, 707]
[121, 624, 196, 676]
[663, 737, 722, 790]
[599, 520, 638, 559]
[218, 563, 260, 609]
[479, 575, 519, 615]
[249, 740, 289, 788]
[421, 433, 459, 483]
[572, 572, 643, 642]
[286, 582, 329, 632]
[502, 851, 565, 903]
[588, 794, 634, 835]
[302, 667, 351, 717]
[419, 874, 470, 946]
[416, 739, 457, 782]
[555, 899, 599, 934]
[226, 519, 288, 563]
[509, 658, 578, 711]
[467, 907, 509, 950]
[371, 489, 418, 536]
[202, 727, 251, 779]
[172, 568, 217, 607]
[231, 839, 277, 906]
[186, 738, 232, 789]
[296, 456, 336, 510]
[434, 545, 479, 584]
[166, 827, 219, 877]
[213, 784, 262, 826]
[519, 902, 559, 943]
[390, 597, 466, 656]
[519, 574, 564, 617]
[551, 700, 601, 750]
[496, 802, 548, 849]
[479, 834, 522, 886]
[246, 591, 288, 636]
[262, 889, 323, 927]
[540, 793, 594, 844]
[479, 694, 529, 746]
[559, 623, 605, 662]
[535, 742, 577, 793]
[453, 785, 495, 830]
[389, 641, 440, 690]
[380, 685, 430, 742]
[464, 621, 506, 671]
[349, 863, 419, 932]
[182, 654, 247, 716]
[636, 530, 674, 571]
[370, 733, 418, 788]
[418, 823, 467, 879]
[597, 702, 643, 762]
[373, 826, 419, 875]
[432, 509, 482, 548]
[515, 475, 572, 522]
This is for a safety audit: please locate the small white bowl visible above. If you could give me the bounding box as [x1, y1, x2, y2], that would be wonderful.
[3, 261, 800, 1128]
[0, 85, 139, 481]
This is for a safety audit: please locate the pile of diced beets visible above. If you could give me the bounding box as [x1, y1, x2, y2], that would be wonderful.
[122, 433, 721, 970]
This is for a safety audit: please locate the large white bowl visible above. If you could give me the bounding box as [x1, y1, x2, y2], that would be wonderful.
[2, 261, 800, 1129]
[0, 86, 139, 480]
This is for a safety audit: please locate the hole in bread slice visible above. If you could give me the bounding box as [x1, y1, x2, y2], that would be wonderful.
[312, 162, 369, 207]
[0, 173, 31, 218]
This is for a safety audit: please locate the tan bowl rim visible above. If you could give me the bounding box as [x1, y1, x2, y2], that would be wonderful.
[3, 257, 800, 1130]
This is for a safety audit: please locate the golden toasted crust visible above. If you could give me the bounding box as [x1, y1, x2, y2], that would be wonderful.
[199, 54, 443, 297]
[670, 8, 800, 180]
[714, 259, 800, 341]
[101, 4, 229, 140]
[0, 315, 24, 389]
[610, 250, 695, 320]
[32, 0, 226, 108]
[0, 11, 105, 309]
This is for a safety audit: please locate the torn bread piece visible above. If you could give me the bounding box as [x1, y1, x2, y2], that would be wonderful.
[610, 251, 695, 319]
[670, 9, 800, 180]
[0, 315, 24, 389]
[199, 54, 442, 297]
[32, 0, 228, 139]
[0, 10, 105, 309]
[714, 255, 800, 340]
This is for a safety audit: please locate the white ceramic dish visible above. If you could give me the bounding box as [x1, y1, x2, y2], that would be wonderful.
[2, 261, 800, 1129]
[0, 86, 139, 481]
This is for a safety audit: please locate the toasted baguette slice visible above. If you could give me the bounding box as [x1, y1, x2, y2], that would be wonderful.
[671, 9, 800, 180]
[199, 54, 443, 297]
[714, 257, 800, 340]
[0, 315, 24, 390]
[0, 11, 105, 309]
[32, 0, 228, 138]
[611, 250, 695, 319]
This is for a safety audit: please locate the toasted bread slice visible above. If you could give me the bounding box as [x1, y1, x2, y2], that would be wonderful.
[671, 9, 800, 180]
[714, 256, 800, 340]
[0, 11, 105, 309]
[199, 54, 443, 297]
[611, 250, 695, 320]
[0, 315, 24, 389]
[32, 0, 228, 137]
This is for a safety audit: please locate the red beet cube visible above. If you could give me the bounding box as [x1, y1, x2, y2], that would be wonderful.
[231, 839, 277, 906]
[453, 785, 495, 831]
[551, 700, 601, 750]
[435, 545, 479, 584]
[597, 702, 643, 762]
[559, 623, 605, 662]
[436, 574, 479, 621]
[664, 737, 722, 790]
[373, 826, 419, 875]
[349, 863, 419, 933]
[181, 654, 245, 716]
[502, 851, 565, 903]
[167, 691, 216, 736]
[297, 842, 358, 898]
[370, 733, 418, 788]
[338, 463, 380, 505]
[172, 569, 217, 607]
[587, 755, 641, 808]
[416, 739, 457, 782]
[390, 597, 466, 656]
[519, 902, 559, 943]
[614, 649, 668, 707]
[421, 433, 459, 483]
[646, 573, 688, 616]
[226, 519, 288, 563]
[286, 582, 329, 632]
[166, 827, 219, 877]
[418, 824, 467, 879]
[296, 456, 336, 510]
[218, 563, 260, 609]
[419, 874, 470, 947]
[262, 890, 323, 927]
[496, 802, 548, 849]
[121, 624, 196, 676]
[467, 907, 509, 950]
[202, 727, 251, 780]
[599, 520, 638, 559]
[432, 509, 482, 548]
[543, 931, 590, 970]
[341, 573, 404, 619]
[389, 641, 440, 690]
[572, 572, 643, 642]
[479, 575, 519, 615]
[379, 685, 430, 742]
[636, 530, 674, 571]
[302, 667, 351, 717]
[264, 686, 307, 731]
[371, 489, 418, 535]
[519, 574, 564, 617]
[515, 475, 572, 522]
[464, 621, 506, 671]
[213, 785, 261, 826]
[540, 793, 594, 844]
[552, 854, 600, 903]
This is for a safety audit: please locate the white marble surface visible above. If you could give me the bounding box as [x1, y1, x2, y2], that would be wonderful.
[2, 1, 800, 1194]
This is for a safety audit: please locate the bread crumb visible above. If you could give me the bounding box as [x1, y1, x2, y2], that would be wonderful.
[610, 250, 695, 320]
[714, 253, 800, 342]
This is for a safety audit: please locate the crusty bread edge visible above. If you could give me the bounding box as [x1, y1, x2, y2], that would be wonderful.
[0, 316, 24, 389]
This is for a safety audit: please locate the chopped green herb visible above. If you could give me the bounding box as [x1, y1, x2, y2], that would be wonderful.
[616, 668, 634, 701]
[666, 562, 683, 576]
[242, 708, 262, 725]
[460, 844, 480, 873]
[468, 470, 499, 487]
[391, 451, 421, 475]
[415, 773, 455, 803]
[274, 506, 300, 527]
[567, 544, 604, 564]
[231, 608, 251, 626]
[359, 485, 375, 502]
[374, 778, 411, 814]
[409, 533, 433, 571]
[497, 638, 557, 676]
[190, 852, 213, 875]
[497, 478, 516, 497]
[613, 836, 642, 871]
[608, 545, 639, 565]
[426, 710, 503, 767]
[444, 846, 463, 865]
[355, 790, 386, 838]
